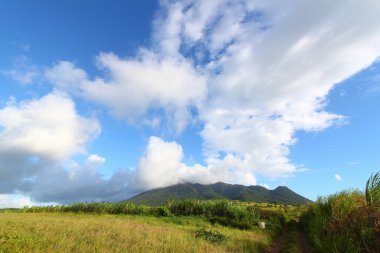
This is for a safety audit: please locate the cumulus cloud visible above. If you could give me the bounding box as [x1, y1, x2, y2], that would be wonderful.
[0, 93, 110, 201]
[133, 136, 256, 191]
[46, 51, 207, 134]
[41, 0, 380, 188]
[0, 92, 100, 160]
[4, 0, 380, 205]
[0, 94, 136, 204]
[45, 61, 87, 92]
[151, 0, 380, 179]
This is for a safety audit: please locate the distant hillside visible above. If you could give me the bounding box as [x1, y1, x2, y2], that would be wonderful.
[126, 182, 311, 205]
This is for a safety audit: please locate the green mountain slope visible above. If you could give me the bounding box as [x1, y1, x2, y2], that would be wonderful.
[126, 182, 311, 205]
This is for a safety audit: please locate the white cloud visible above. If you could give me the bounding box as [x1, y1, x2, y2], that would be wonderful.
[0, 194, 35, 208]
[134, 136, 210, 190]
[133, 136, 256, 191]
[335, 174, 342, 181]
[86, 154, 106, 167]
[45, 61, 87, 92]
[3, 0, 379, 206]
[158, 0, 380, 179]
[42, 0, 380, 185]
[0, 93, 111, 204]
[46, 52, 207, 134]
[0, 92, 100, 160]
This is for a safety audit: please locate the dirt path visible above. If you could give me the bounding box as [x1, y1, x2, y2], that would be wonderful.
[262, 222, 313, 253]
[297, 223, 313, 253]
[263, 223, 288, 253]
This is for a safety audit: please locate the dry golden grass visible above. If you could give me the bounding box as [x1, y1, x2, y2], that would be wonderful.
[0, 213, 271, 253]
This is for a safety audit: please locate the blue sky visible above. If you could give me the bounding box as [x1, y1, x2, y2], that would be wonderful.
[1, 0, 380, 207]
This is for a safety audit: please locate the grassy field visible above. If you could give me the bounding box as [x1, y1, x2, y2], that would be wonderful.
[0, 212, 272, 253]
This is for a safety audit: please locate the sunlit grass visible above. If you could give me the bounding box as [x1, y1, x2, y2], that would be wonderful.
[301, 172, 380, 252]
[0, 212, 271, 253]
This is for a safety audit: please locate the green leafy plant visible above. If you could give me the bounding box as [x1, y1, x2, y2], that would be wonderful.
[194, 228, 227, 244]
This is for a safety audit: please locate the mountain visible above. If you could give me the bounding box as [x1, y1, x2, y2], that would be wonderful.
[126, 182, 311, 206]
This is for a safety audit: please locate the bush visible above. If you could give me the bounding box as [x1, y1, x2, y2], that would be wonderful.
[164, 199, 260, 222]
[194, 228, 227, 244]
[148, 206, 172, 217]
[208, 216, 252, 230]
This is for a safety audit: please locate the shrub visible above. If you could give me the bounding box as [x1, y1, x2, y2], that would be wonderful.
[148, 206, 172, 217]
[208, 216, 252, 230]
[194, 228, 227, 244]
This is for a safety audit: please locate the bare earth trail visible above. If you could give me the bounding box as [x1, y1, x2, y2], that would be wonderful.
[263, 223, 288, 253]
[263, 222, 313, 253]
[297, 223, 313, 253]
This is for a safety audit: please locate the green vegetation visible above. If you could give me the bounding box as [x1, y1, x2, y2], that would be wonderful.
[0, 199, 293, 252]
[21, 199, 284, 235]
[301, 172, 380, 253]
[0, 195, 316, 253]
[4, 176, 380, 253]
[164, 199, 285, 234]
[23, 202, 171, 217]
[279, 221, 300, 253]
[194, 228, 227, 244]
[127, 182, 311, 205]
[0, 213, 271, 253]
[250, 202, 307, 222]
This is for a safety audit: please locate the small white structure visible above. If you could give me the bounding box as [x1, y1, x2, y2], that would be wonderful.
[258, 221, 266, 229]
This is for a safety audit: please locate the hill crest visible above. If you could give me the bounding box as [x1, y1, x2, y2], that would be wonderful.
[126, 182, 311, 206]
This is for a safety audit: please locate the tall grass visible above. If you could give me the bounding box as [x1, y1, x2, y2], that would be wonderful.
[366, 172, 380, 233]
[23, 202, 172, 217]
[301, 172, 380, 252]
[165, 199, 258, 220]
[22, 199, 284, 233]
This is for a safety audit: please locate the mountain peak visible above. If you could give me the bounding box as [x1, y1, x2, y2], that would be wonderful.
[126, 182, 311, 206]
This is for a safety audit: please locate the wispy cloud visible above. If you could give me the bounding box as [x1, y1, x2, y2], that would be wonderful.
[364, 73, 380, 96]
[335, 174, 343, 181]
[2, 55, 40, 85]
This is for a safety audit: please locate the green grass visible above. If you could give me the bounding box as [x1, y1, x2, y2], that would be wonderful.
[0, 212, 272, 253]
[0, 199, 307, 252]
[20, 199, 286, 236]
[279, 221, 300, 253]
[301, 172, 380, 253]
